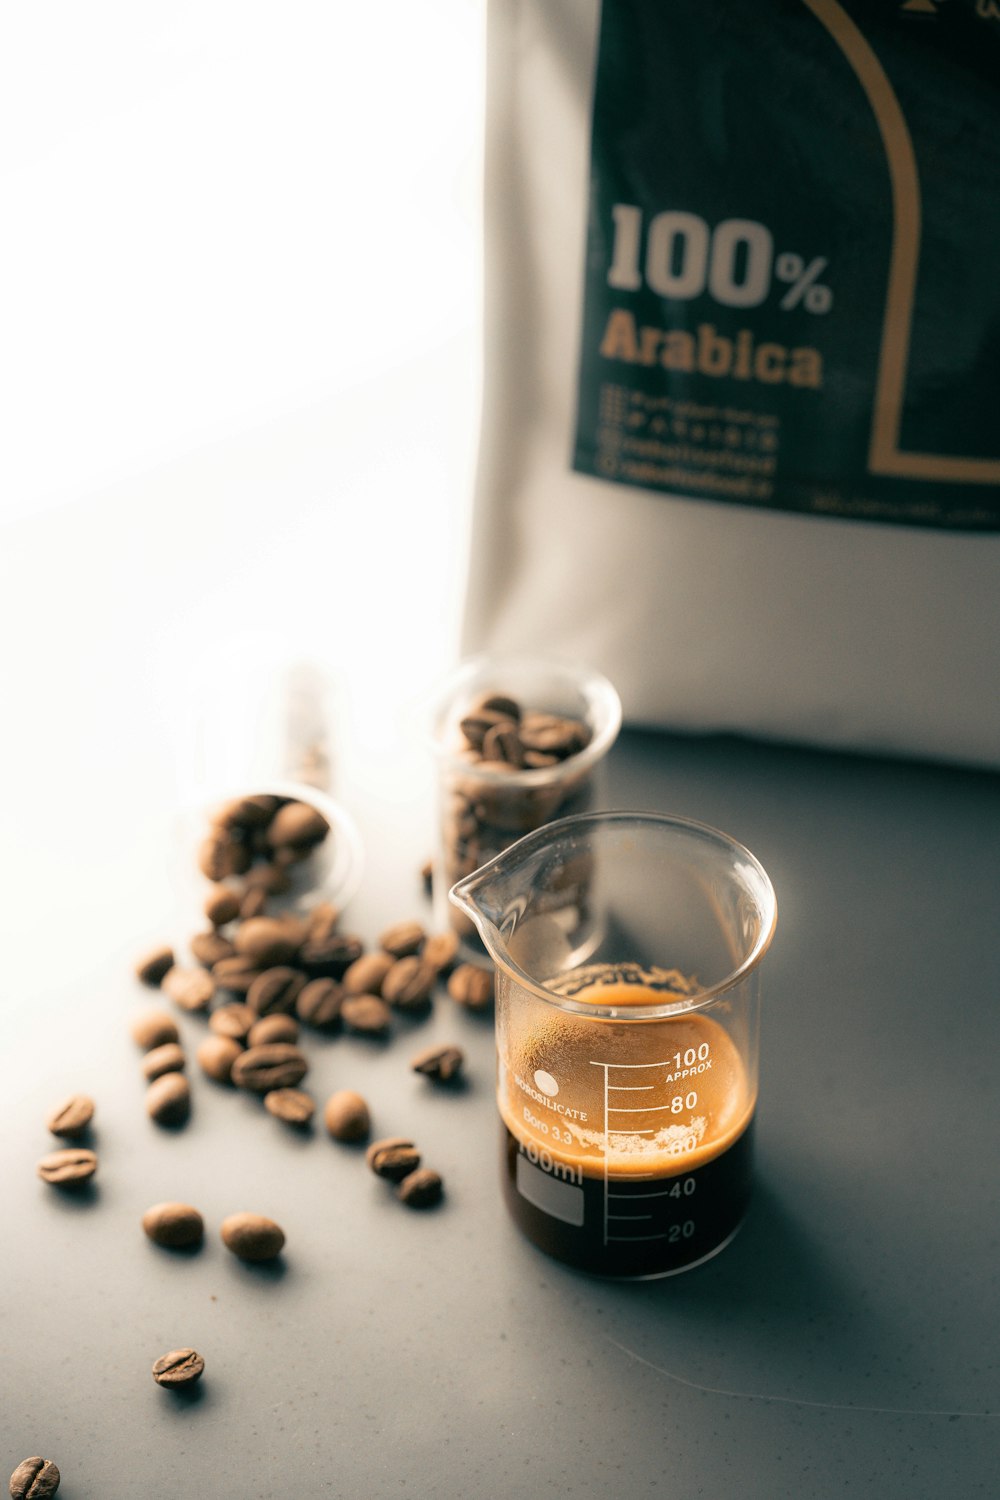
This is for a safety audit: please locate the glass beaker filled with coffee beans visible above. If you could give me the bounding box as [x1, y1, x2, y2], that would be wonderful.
[451, 811, 777, 1278]
[429, 655, 621, 949]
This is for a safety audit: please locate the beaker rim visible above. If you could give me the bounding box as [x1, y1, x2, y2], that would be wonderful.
[426, 652, 623, 785]
[450, 809, 778, 1018]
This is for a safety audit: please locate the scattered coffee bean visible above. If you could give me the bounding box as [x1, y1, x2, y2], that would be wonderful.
[45, 1094, 95, 1139]
[295, 977, 344, 1031]
[266, 800, 329, 851]
[209, 1002, 255, 1042]
[37, 1148, 98, 1187]
[135, 945, 175, 987]
[299, 928, 363, 979]
[378, 919, 425, 958]
[381, 956, 436, 1011]
[211, 955, 262, 996]
[342, 951, 394, 996]
[323, 1089, 370, 1142]
[422, 930, 459, 974]
[221, 1211, 285, 1261]
[8, 1457, 60, 1499]
[264, 1088, 315, 1126]
[341, 994, 392, 1037]
[247, 1013, 299, 1047]
[213, 793, 278, 830]
[366, 1136, 421, 1182]
[141, 1042, 187, 1082]
[142, 1202, 204, 1249]
[234, 916, 302, 968]
[397, 1167, 444, 1208]
[162, 966, 215, 1013]
[130, 1009, 180, 1051]
[420, 857, 434, 894]
[448, 963, 494, 1010]
[246, 965, 307, 1017]
[146, 1072, 191, 1126]
[242, 862, 291, 896]
[152, 1348, 205, 1388]
[199, 829, 251, 882]
[190, 930, 235, 968]
[238, 885, 268, 920]
[410, 1043, 464, 1083]
[231, 1043, 308, 1093]
[204, 886, 241, 926]
[195, 1034, 243, 1084]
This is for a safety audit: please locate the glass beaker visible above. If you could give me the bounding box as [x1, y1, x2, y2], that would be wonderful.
[429, 654, 622, 949]
[450, 811, 777, 1278]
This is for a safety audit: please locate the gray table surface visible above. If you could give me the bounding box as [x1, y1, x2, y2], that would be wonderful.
[3, 724, 999, 1499]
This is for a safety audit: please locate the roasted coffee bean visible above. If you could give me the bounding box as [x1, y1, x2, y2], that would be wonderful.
[304, 901, 340, 940]
[420, 857, 434, 894]
[459, 708, 511, 750]
[199, 830, 249, 882]
[341, 994, 392, 1037]
[422, 931, 459, 974]
[299, 929, 363, 979]
[152, 1348, 205, 1387]
[342, 951, 394, 996]
[146, 1072, 191, 1126]
[267, 800, 329, 850]
[130, 1009, 180, 1051]
[518, 711, 591, 757]
[247, 1013, 299, 1047]
[378, 919, 425, 958]
[246, 965, 307, 1017]
[212, 794, 278, 830]
[190, 930, 235, 968]
[447, 963, 494, 1011]
[209, 1002, 255, 1042]
[366, 1136, 420, 1182]
[410, 1043, 464, 1083]
[195, 1034, 242, 1084]
[397, 1167, 444, 1208]
[238, 886, 268, 920]
[203, 886, 241, 926]
[162, 966, 215, 1013]
[381, 956, 436, 1011]
[481, 722, 525, 766]
[230, 1043, 308, 1093]
[141, 1042, 186, 1082]
[474, 692, 522, 721]
[221, 1211, 285, 1261]
[142, 1201, 204, 1249]
[45, 1093, 95, 1139]
[295, 977, 344, 1031]
[242, 861, 292, 896]
[323, 1089, 370, 1142]
[135, 945, 175, 986]
[233, 917, 301, 968]
[264, 1088, 315, 1126]
[37, 1148, 97, 1186]
[8, 1457, 61, 1499]
[211, 955, 263, 996]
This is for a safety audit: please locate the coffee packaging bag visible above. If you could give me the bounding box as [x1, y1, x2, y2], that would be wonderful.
[463, 0, 1000, 767]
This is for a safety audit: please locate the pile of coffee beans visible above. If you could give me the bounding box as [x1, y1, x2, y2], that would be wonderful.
[437, 691, 595, 937]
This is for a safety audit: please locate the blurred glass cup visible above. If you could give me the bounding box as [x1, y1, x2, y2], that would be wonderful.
[428, 654, 622, 950]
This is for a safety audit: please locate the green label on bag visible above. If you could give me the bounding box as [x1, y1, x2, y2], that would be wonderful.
[573, 0, 1000, 529]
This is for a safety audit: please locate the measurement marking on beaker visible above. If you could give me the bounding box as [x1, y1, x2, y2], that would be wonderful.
[592, 1057, 687, 1245]
[607, 1232, 671, 1243]
[607, 1213, 653, 1221]
[608, 1188, 678, 1200]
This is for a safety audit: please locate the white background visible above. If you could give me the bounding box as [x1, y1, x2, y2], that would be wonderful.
[0, 1, 487, 969]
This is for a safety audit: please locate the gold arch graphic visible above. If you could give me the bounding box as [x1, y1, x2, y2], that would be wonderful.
[803, 0, 1000, 483]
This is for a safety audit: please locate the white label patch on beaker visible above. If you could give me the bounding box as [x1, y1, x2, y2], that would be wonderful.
[516, 1153, 585, 1226]
[533, 1070, 559, 1097]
